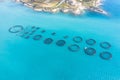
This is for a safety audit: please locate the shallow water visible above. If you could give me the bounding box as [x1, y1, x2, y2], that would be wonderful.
[0, 0, 120, 80]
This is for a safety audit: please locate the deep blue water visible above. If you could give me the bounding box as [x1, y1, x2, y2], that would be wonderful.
[0, 0, 120, 80]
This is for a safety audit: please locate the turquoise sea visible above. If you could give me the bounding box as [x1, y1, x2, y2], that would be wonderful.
[0, 0, 120, 80]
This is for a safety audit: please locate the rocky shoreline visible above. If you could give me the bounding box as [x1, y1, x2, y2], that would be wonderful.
[15, 0, 108, 15]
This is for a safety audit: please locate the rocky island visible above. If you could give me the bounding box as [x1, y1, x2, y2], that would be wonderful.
[15, 0, 108, 15]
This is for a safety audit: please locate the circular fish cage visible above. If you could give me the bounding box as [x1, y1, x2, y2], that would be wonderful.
[100, 52, 112, 60]
[56, 40, 66, 47]
[84, 47, 96, 56]
[33, 35, 42, 40]
[86, 39, 96, 46]
[9, 25, 24, 33]
[73, 36, 83, 43]
[44, 38, 53, 44]
[68, 44, 80, 52]
[100, 42, 111, 49]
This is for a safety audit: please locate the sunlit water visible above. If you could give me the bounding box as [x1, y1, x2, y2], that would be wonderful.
[0, 0, 120, 80]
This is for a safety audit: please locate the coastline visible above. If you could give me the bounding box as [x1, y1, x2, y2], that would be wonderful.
[15, 0, 108, 15]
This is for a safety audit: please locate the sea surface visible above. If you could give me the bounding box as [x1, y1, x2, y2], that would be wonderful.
[0, 0, 120, 80]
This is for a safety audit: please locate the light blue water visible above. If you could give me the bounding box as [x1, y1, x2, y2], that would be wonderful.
[0, 0, 120, 80]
